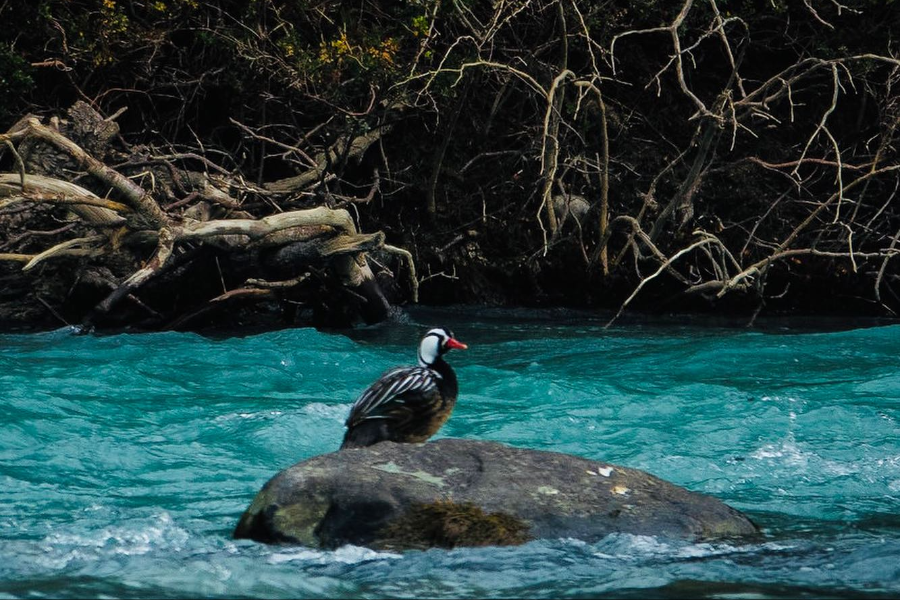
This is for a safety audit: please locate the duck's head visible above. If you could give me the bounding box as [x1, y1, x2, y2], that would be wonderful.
[418, 327, 467, 366]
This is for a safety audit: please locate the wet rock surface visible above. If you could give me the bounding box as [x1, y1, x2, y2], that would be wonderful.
[234, 439, 759, 550]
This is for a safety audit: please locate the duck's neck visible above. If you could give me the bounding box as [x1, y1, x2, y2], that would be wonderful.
[429, 356, 458, 400]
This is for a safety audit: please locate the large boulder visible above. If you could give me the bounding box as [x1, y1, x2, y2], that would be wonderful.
[234, 439, 759, 550]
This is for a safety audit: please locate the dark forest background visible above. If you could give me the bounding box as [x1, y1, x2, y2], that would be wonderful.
[2, 0, 899, 332]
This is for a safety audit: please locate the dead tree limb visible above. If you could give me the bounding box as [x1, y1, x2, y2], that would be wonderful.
[0, 173, 127, 226]
[15, 118, 170, 227]
[264, 124, 393, 194]
[0, 103, 414, 331]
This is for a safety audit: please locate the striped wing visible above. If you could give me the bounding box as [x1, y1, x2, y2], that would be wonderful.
[345, 366, 440, 427]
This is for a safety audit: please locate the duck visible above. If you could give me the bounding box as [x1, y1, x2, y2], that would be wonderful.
[340, 327, 468, 449]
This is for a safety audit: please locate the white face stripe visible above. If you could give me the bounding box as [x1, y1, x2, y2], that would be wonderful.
[418, 328, 451, 366]
[418, 334, 442, 366]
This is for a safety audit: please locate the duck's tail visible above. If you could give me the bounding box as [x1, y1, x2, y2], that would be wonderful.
[339, 421, 389, 450]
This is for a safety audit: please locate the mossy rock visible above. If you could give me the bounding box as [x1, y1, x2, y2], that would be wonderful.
[234, 439, 759, 550]
[377, 499, 531, 549]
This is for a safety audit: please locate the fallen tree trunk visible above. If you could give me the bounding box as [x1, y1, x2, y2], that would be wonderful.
[0, 102, 412, 332]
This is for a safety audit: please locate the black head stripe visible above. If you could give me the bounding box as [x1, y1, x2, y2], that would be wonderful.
[426, 327, 453, 345]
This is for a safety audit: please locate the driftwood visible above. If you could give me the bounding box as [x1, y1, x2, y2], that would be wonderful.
[0, 102, 413, 331]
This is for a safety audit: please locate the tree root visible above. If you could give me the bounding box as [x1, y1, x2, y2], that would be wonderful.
[0, 103, 413, 331]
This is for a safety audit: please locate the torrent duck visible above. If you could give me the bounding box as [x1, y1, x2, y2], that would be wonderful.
[340, 327, 467, 449]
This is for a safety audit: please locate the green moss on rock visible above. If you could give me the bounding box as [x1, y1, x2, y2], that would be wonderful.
[376, 500, 532, 550]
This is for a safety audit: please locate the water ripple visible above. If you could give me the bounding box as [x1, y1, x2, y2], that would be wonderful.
[2, 313, 900, 598]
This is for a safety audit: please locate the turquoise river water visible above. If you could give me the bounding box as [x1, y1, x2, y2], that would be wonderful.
[1, 307, 899, 599]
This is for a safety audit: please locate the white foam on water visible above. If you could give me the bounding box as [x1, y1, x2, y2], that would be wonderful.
[749, 435, 810, 468]
[215, 411, 285, 422]
[298, 403, 349, 420]
[40, 512, 190, 561]
[590, 532, 795, 562]
[267, 544, 402, 565]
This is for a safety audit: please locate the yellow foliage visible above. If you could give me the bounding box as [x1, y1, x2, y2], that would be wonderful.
[318, 31, 398, 69]
[411, 14, 430, 38]
[278, 39, 296, 58]
[369, 37, 399, 64]
[100, 0, 129, 34]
